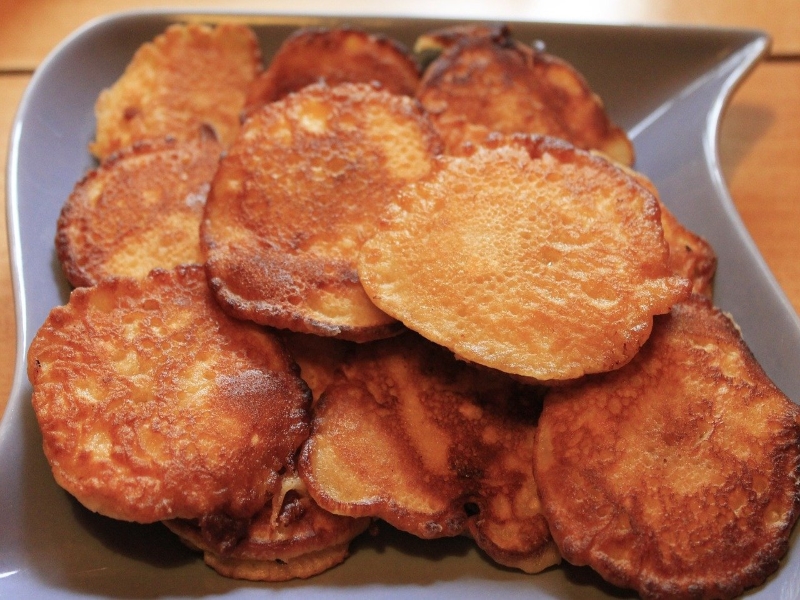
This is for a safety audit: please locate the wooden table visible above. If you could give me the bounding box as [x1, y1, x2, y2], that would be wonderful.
[1, 1, 799, 417]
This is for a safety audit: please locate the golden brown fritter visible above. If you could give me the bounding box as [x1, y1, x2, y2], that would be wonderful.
[534, 295, 800, 600]
[27, 266, 311, 524]
[57, 131, 222, 287]
[202, 82, 443, 342]
[416, 26, 634, 165]
[90, 22, 261, 160]
[165, 470, 370, 581]
[245, 27, 420, 111]
[298, 332, 560, 574]
[358, 136, 690, 382]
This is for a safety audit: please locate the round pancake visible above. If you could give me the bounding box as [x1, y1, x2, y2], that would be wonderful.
[90, 22, 261, 160]
[416, 28, 634, 165]
[27, 266, 311, 523]
[202, 82, 443, 342]
[165, 472, 370, 581]
[298, 332, 560, 573]
[245, 27, 420, 111]
[57, 132, 222, 287]
[358, 137, 690, 382]
[534, 295, 800, 599]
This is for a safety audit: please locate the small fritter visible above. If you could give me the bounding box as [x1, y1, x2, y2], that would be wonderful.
[27, 266, 311, 524]
[245, 27, 420, 111]
[534, 295, 800, 600]
[202, 82, 443, 342]
[91, 22, 261, 160]
[298, 332, 561, 574]
[358, 136, 690, 382]
[57, 131, 222, 287]
[165, 470, 370, 581]
[416, 25, 634, 165]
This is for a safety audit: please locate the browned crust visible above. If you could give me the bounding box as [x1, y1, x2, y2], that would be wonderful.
[202, 82, 442, 342]
[297, 332, 559, 573]
[27, 266, 311, 523]
[358, 136, 689, 381]
[534, 294, 800, 599]
[246, 26, 420, 111]
[56, 131, 221, 287]
[90, 22, 261, 159]
[416, 28, 634, 165]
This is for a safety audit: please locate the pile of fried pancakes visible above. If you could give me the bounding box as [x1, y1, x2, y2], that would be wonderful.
[27, 20, 800, 599]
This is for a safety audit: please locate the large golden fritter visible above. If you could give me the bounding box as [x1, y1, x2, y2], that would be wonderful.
[534, 295, 800, 600]
[27, 266, 311, 524]
[202, 82, 443, 342]
[57, 131, 221, 287]
[245, 27, 420, 111]
[415, 26, 634, 165]
[298, 332, 560, 574]
[165, 470, 370, 581]
[358, 136, 690, 382]
[90, 22, 261, 160]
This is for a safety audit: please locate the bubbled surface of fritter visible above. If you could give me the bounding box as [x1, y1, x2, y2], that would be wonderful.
[246, 27, 420, 110]
[202, 82, 442, 341]
[56, 133, 221, 287]
[534, 295, 800, 600]
[358, 138, 689, 382]
[90, 22, 261, 159]
[299, 332, 560, 573]
[416, 29, 634, 165]
[165, 470, 370, 581]
[27, 266, 311, 524]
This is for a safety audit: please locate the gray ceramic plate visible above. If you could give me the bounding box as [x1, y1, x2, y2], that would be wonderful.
[3, 10, 799, 599]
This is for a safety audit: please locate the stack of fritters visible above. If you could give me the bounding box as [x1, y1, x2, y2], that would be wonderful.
[28, 19, 800, 598]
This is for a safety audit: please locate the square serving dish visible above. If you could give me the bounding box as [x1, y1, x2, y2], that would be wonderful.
[4, 9, 798, 599]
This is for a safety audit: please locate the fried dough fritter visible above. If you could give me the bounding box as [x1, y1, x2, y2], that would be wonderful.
[27, 266, 311, 524]
[245, 27, 420, 111]
[90, 22, 261, 160]
[415, 25, 634, 165]
[56, 131, 222, 287]
[165, 471, 370, 581]
[202, 82, 443, 342]
[534, 295, 800, 600]
[358, 136, 690, 382]
[298, 332, 561, 574]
